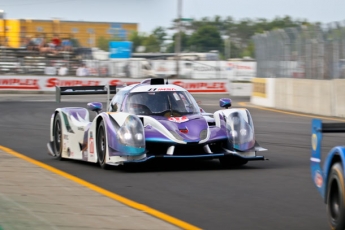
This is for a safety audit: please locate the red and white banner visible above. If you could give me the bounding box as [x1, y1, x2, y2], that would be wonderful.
[0, 76, 230, 94]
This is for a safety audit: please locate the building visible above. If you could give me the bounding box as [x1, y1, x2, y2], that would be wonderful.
[0, 19, 138, 48]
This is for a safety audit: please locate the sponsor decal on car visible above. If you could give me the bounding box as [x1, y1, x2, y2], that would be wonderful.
[311, 134, 317, 151]
[148, 88, 177, 91]
[89, 131, 94, 154]
[168, 116, 189, 123]
[314, 171, 323, 188]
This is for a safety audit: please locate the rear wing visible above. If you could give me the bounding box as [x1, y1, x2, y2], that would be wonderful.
[56, 85, 117, 109]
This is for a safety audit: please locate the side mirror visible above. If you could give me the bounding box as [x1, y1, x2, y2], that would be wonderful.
[87, 102, 103, 113]
[219, 98, 232, 109]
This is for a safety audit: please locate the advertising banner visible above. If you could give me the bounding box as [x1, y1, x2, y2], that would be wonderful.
[109, 41, 132, 59]
[0, 76, 230, 94]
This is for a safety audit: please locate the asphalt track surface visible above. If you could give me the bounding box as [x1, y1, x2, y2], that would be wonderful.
[1, 93, 344, 230]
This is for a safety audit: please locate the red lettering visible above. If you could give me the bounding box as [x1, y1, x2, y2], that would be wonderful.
[109, 80, 121, 85]
[46, 78, 58, 87]
[200, 83, 207, 88]
[172, 81, 183, 87]
[46, 78, 101, 87]
[0, 78, 38, 86]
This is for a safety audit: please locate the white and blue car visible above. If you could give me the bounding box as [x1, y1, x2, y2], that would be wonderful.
[47, 78, 267, 169]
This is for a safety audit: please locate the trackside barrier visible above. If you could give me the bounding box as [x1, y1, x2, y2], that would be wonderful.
[250, 78, 345, 118]
[0, 76, 232, 94]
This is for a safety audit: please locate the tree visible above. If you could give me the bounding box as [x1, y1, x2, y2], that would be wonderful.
[128, 31, 146, 52]
[142, 34, 160, 52]
[166, 32, 190, 53]
[96, 36, 122, 51]
[152, 26, 167, 46]
[188, 25, 223, 52]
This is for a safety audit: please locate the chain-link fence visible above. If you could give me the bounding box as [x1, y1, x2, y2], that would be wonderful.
[253, 21, 345, 79]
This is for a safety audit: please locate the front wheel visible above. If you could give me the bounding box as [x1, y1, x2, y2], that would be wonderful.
[96, 120, 110, 170]
[327, 162, 345, 230]
[53, 114, 63, 160]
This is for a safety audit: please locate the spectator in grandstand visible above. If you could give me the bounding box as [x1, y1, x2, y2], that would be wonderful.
[58, 65, 68, 76]
[61, 38, 73, 51]
[34, 34, 44, 47]
[76, 64, 88, 76]
[51, 35, 62, 50]
[39, 38, 58, 55]
[99, 65, 109, 77]
[24, 36, 37, 51]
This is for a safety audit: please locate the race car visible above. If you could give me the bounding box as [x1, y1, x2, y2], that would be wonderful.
[311, 119, 345, 230]
[47, 78, 267, 169]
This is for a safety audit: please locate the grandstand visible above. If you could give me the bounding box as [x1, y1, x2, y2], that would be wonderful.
[0, 46, 86, 75]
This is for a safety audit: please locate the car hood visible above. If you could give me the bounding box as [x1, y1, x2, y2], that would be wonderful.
[143, 114, 209, 143]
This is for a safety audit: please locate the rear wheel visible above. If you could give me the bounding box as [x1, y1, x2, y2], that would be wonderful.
[53, 115, 63, 160]
[96, 121, 110, 170]
[219, 156, 248, 168]
[327, 162, 345, 230]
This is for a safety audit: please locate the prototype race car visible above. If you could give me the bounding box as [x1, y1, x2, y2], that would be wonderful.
[311, 119, 345, 230]
[47, 78, 267, 169]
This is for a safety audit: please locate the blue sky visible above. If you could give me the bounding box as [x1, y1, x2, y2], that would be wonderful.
[1, 0, 345, 33]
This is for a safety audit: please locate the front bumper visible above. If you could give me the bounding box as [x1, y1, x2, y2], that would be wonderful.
[122, 152, 265, 164]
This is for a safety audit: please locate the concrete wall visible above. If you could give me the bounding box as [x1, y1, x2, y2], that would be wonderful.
[251, 78, 345, 118]
[250, 78, 275, 107]
[333, 79, 345, 117]
[229, 82, 252, 96]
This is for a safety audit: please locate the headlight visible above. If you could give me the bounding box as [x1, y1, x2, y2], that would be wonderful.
[240, 129, 247, 136]
[124, 132, 132, 140]
[117, 115, 145, 148]
[135, 133, 143, 141]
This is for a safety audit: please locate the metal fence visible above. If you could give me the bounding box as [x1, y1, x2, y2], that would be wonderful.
[253, 21, 345, 79]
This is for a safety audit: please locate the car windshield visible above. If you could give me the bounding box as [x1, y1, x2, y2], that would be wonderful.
[123, 91, 200, 116]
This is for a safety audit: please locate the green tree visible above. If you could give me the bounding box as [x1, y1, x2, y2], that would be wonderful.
[96, 36, 122, 51]
[188, 25, 223, 52]
[142, 34, 160, 52]
[152, 26, 167, 46]
[166, 32, 190, 53]
[163, 15, 320, 57]
[128, 31, 146, 52]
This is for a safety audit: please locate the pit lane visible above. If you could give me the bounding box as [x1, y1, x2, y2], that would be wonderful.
[0, 93, 337, 230]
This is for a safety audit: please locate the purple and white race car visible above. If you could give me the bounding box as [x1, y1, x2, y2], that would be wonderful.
[47, 78, 267, 169]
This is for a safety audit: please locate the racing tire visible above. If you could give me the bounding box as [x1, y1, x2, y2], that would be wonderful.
[96, 120, 110, 170]
[219, 156, 248, 168]
[53, 114, 64, 160]
[326, 162, 345, 230]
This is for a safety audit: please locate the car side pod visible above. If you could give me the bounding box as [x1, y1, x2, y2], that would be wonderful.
[311, 118, 345, 230]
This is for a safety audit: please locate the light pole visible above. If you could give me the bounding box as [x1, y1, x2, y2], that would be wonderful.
[0, 10, 5, 47]
[175, 0, 182, 78]
[223, 35, 231, 60]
